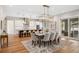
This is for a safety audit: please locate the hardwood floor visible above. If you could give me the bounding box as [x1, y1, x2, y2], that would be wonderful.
[0, 35, 30, 53]
[0, 35, 79, 53]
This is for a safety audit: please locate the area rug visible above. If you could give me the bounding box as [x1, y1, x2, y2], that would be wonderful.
[21, 38, 79, 53]
[21, 39, 60, 53]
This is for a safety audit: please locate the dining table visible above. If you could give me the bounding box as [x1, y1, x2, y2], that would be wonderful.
[35, 32, 45, 39]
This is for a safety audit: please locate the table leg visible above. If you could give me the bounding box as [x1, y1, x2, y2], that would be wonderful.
[7, 38, 8, 47]
[0, 39, 2, 48]
[7, 37, 8, 47]
[1, 41, 2, 48]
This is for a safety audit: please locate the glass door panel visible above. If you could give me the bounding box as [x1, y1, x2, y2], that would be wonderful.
[61, 19, 68, 36]
[70, 18, 78, 38]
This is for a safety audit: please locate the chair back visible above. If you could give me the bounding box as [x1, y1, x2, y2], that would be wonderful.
[31, 33, 38, 41]
[43, 32, 50, 41]
[52, 32, 57, 40]
[49, 32, 54, 41]
[55, 34, 60, 44]
[35, 30, 39, 34]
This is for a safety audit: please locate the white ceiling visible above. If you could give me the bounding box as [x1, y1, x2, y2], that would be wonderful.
[3, 5, 79, 18]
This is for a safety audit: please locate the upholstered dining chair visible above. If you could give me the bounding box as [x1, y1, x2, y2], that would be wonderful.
[52, 33, 61, 45]
[49, 32, 58, 45]
[42, 32, 50, 47]
[49, 32, 54, 45]
[31, 32, 38, 46]
[55, 34, 60, 45]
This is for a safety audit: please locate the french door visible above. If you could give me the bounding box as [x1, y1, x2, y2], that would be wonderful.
[61, 18, 79, 39]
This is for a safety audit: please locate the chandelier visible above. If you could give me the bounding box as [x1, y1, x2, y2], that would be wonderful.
[38, 5, 53, 21]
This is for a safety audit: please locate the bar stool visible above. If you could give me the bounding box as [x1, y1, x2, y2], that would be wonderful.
[23, 30, 27, 37]
[26, 30, 31, 37]
[19, 30, 23, 37]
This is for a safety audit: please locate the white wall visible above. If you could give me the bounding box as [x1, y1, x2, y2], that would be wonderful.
[0, 6, 6, 33]
[0, 6, 5, 20]
[53, 16, 61, 34]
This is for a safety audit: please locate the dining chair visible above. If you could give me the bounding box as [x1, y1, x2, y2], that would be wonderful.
[31, 32, 38, 46]
[50, 32, 58, 45]
[55, 34, 60, 45]
[52, 33, 61, 45]
[42, 33, 50, 47]
[19, 30, 23, 37]
[23, 31, 27, 37]
[49, 32, 54, 45]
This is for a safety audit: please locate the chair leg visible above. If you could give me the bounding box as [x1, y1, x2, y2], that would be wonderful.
[34, 41, 35, 46]
[39, 41, 41, 47]
[34, 41, 37, 46]
[32, 40, 34, 45]
[58, 38, 60, 44]
[48, 41, 50, 46]
[41, 41, 43, 46]
[7, 38, 8, 47]
[50, 40, 52, 45]
[44, 42, 46, 47]
[37, 41, 38, 45]
[32, 41, 36, 47]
